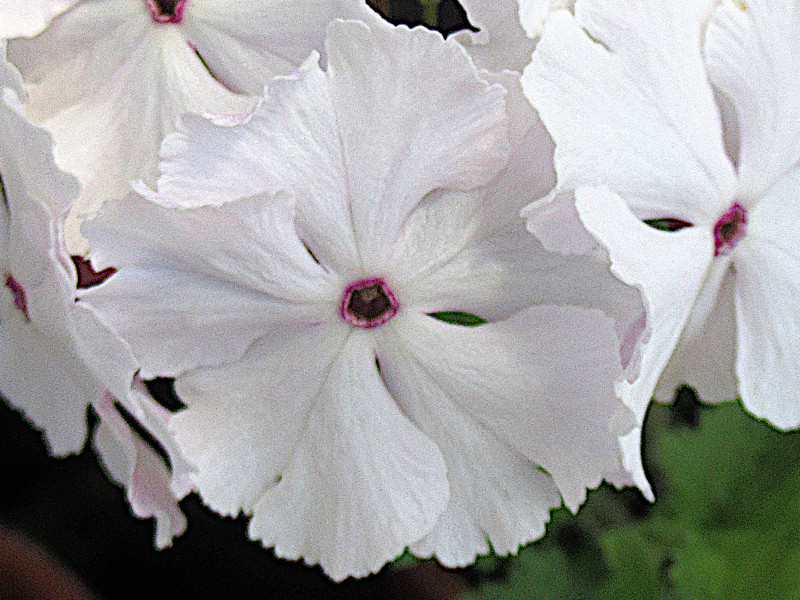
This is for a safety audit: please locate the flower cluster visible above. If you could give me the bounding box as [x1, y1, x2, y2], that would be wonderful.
[1, 0, 797, 583]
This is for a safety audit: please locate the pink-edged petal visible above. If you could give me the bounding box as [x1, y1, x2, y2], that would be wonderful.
[523, 7, 735, 222]
[171, 323, 350, 516]
[573, 187, 717, 497]
[81, 190, 338, 377]
[731, 168, 800, 428]
[156, 53, 358, 273]
[0, 0, 77, 38]
[385, 308, 632, 513]
[182, 0, 381, 96]
[451, 0, 536, 72]
[247, 332, 448, 581]
[131, 379, 195, 499]
[93, 393, 186, 549]
[377, 329, 561, 566]
[705, 0, 800, 198]
[9, 7, 254, 252]
[325, 19, 509, 270]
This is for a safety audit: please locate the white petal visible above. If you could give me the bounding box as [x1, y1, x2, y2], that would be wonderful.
[172, 323, 349, 516]
[248, 331, 449, 581]
[0, 68, 78, 218]
[386, 308, 632, 512]
[378, 328, 561, 566]
[705, 0, 800, 197]
[175, 326, 449, 581]
[8, 7, 253, 252]
[451, 0, 536, 72]
[93, 394, 187, 549]
[0, 310, 93, 455]
[523, 7, 735, 222]
[573, 187, 717, 497]
[81, 191, 337, 377]
[654, 267, 738, 404]
[0, 169, 90, 456]
[732, 167, 800, 428]
[325, 19, 509, 270]
[0, 0, 77, 39]
[519, 0, 575, 38]
[156, 53, 359, 274]
[183, 0, 381, 95]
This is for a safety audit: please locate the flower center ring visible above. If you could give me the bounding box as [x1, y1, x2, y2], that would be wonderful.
[341, 278, 399, 329]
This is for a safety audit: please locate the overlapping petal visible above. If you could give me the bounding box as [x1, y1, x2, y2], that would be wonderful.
[705, 0, 800, 197]
[182, 0, 381, 95]
[0, 0, 77, 39]
[378, 325, 561, 566]
[573, 187, 716, 495]
[81, 191, 338, 377]
[174, 326, 449, 581]
[10, 13, 253, 252]
[653, 268, 738, 405]
[523, 6, 735, 222]
[93, 393, 187, 549]
[451, 0, 537, 72]
[731, 168, 800, 429]
[385, 308, 632, 512]
[156, 54, 359, 274]
[325, 20, 509, 270]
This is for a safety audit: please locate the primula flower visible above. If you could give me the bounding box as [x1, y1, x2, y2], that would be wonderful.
[0, 50, 189, 547]
[522, 0, 800, 493]
[80, 19, 642, 580]
[6, 0, 378, 253]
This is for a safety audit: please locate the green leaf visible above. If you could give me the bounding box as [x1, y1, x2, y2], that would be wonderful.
[642, 218, 693, 232]
[427, 311, 488, 326]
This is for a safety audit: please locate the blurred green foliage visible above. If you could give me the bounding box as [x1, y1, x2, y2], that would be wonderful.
[457, 397, 800, 599]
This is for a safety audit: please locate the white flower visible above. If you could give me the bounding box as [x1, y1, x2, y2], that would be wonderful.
[6, 0, 379, 253]
[521, 0, 800, 494]
[0, 52, 188, 547]
[80, 19, 641, 580]
[0, 0, 77, 39]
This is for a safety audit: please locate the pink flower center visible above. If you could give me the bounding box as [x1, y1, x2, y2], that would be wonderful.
[5, 274, 29, 321]
[147, 0, 187, 23]
[341, 278, 399, 329]
[713, 202, 747, 256]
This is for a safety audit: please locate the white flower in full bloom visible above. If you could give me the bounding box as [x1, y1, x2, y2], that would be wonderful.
[80, 19, 642, 580]
[0, 0, 77, 39]
[522, 0, 800, 494]
[0, 51, 189, 548]
[6, 0, 379, 252]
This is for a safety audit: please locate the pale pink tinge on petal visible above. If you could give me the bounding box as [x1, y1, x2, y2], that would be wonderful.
[93, 394, 187, 549]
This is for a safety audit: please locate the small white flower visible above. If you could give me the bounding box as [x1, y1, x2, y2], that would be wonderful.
[81, 19, 640, 580]
[6, 0, 379, 253]
[522, 0, 800, 494]
[0, 52, 188, 547]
